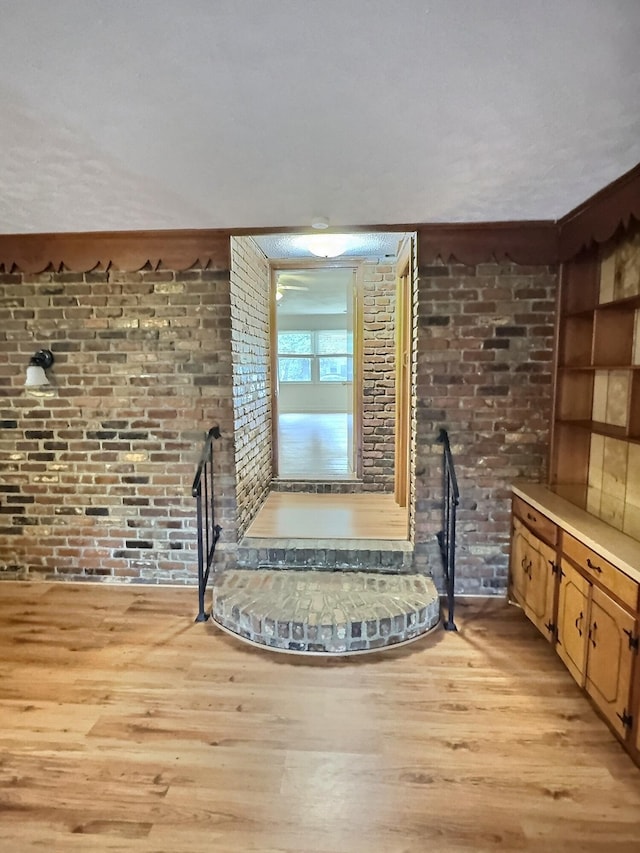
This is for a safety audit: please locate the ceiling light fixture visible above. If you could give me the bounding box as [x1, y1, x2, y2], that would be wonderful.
[306, 233, 350, 258]
[311, 216, 330, 230]
[25, 349, 54, 388]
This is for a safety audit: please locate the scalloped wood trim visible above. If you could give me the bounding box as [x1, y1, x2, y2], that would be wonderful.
[0, 229, 232, 274]
[558, 163, 640, 261]
[416, 221, 558, 266]
[0, 222, 559, 274]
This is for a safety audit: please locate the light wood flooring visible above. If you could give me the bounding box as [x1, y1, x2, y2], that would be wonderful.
[277, 413, 354, 479]
[244, 491, 408, 539]
[1, 582, 639, 852]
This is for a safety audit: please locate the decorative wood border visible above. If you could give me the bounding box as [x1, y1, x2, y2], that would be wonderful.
[558, 162, 640, 260]
[416, 221, 558, 266]
[0, 229, 232, 274]
[0, 221, 559, 273]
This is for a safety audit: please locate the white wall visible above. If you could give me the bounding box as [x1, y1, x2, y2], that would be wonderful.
[276, 312, 352, 414]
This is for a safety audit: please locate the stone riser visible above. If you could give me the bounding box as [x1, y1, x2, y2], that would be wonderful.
[212, 569, 440, 655]
[237, 538, 414, 572]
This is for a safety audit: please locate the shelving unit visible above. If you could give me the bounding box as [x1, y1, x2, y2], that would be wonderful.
[551, 223, 640, 540]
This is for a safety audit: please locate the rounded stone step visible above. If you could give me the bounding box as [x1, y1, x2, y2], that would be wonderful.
[212, 569, 441, 655]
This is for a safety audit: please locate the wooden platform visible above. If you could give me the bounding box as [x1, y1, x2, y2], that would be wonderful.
[1, 582, 639, 852]
[245, 491, 408, 540]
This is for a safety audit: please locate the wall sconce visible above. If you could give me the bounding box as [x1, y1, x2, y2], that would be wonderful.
[25, 349, 54, 388]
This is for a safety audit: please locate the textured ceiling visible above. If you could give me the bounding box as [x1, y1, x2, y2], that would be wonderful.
[254, 232, 405, 260]
[1, 1, 639, 235]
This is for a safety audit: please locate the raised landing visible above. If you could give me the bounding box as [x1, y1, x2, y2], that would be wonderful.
[212, 569, 440, 655]
[244, 491, 408, 540]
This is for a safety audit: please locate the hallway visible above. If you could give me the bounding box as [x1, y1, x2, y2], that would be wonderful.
[277, 413, 354, 479]
[245, 491, 408, 540]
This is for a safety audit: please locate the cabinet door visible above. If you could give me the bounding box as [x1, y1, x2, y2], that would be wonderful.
[509, 519, 529, 607]
[585, 585, 637, 739]
[556, 560, 590, 687]
[524, 538, 556, 641]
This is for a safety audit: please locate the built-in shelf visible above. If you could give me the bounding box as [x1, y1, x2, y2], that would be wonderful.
[551, 222, 640, 540]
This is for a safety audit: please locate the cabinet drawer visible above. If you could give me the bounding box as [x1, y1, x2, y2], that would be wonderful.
[562, 533, 639, 611]
[512, 495, 558, 546]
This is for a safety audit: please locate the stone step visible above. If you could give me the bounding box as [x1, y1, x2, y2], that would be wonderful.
[237, 537, 414, 572]
[211, 568, 440, 654]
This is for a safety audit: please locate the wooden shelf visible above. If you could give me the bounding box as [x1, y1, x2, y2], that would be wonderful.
[554, 419, 640, 444]
[558, 315, 593, 367]
[556, 370, 593, 421]
[561, 251, 599, 314]
[552, 222, 640, 539]
[593, 307, 636, 365]
[550, 421, 591, 486]
[596, 292, 640, 312]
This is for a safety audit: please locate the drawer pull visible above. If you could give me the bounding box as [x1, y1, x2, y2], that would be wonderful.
[574, 611, 584, 637]
[526, 512, 537, 523]
[586, 558, 603, 574]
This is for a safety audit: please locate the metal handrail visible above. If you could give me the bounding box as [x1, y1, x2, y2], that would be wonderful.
[192, 426, 222, 622]
[436, 428, 459, 631]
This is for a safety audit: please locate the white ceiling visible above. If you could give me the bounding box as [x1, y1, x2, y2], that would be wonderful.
[1, 1, 639, 235]
[254, 232, 405, 260]
[276, 268, 354, 315]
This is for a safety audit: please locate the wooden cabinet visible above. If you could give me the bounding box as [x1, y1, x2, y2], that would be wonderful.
[585, 585, 637, 738]
[556, 560, 590, 685]
[509, 487, 640, 764]
[556, 560, 638, 738]
[509, 504, 557, 641]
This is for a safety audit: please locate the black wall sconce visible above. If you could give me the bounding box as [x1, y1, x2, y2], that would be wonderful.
[25, 349, 54, 388]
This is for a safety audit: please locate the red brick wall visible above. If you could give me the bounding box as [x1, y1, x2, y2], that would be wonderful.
[230, 237, 272, 537]
[0, 247, 558, 594]
[413, 256, 558, 592]
[361, 261, 396, 490]
[0, 266, 239, 581]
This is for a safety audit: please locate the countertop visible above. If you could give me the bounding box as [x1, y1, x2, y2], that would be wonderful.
[512, 482, 640, 586]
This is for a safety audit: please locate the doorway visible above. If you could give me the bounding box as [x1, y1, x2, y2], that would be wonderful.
[272, 265, 359, 480]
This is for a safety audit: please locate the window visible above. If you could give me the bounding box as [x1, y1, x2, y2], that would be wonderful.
[278, 330, 353, 383]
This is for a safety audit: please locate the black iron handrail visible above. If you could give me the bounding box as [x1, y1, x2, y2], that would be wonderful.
[436, 428, 459, 631]
[192, 426, 222, 622]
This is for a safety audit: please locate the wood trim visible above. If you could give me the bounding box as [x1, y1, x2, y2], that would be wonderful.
[558, 162, 640, 261]
[0, 229, 232, 273]
[416, 221, 558, 266]
[353, 264, 364, 479]
[0, 221, 558, 273]
[269, 266, 280, 478]
[394, 239, 412, 508]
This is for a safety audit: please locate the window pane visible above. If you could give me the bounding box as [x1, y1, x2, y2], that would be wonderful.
[317, 330, 352, 355]
[278, 331, 313, 355]
[319, 356, 352, 382]
[278, 357, 312, 382]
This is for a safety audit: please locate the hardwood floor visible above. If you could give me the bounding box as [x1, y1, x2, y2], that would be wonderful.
[244, 491, 408, 539]
[277, 413, 354, 479]
[1, 582, 639, 852]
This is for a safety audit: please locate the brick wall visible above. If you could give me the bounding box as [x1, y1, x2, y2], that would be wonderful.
[230, 237, 272, 538]
[413, 256, 558, 593]
[0, 265, 240, 582]
[361, 261, 396, 490]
